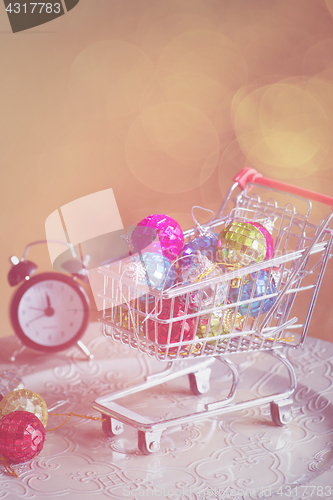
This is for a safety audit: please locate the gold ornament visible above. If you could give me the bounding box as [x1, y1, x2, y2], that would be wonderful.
[0, 389, 48, 428]
[216, 222, 267, 267]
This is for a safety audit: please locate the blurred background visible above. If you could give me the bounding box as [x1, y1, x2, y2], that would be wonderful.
[1, 0, 333, 342]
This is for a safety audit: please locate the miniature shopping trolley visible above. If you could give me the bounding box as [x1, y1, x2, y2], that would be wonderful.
[92, 168, 333, 454]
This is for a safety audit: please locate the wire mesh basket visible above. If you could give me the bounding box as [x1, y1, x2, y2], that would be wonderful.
[92, 168, 333, 453]
[98, 171, 333, 360]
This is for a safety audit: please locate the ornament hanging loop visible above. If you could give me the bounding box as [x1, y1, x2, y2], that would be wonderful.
[191, 206, 215, 236]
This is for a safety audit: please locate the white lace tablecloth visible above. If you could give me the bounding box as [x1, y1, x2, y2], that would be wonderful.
[0, 323, 332, 500]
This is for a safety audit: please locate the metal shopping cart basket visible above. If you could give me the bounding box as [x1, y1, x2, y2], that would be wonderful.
[92, 168, 333, 454]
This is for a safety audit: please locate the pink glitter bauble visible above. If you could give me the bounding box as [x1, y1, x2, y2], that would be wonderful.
[0, 411, 45, 463]
[248, 222, 274, 260]
[147, 298, 196, 352]
[132, 214, 184, 261]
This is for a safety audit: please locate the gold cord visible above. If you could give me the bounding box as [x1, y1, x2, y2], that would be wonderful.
[0, 456, 18, 478]
[194, 262, 243, 282]
[46, 413, 106, 432]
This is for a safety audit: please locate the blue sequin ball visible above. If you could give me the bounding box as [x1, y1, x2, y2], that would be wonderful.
[179, 234, 217, 267]
[228, 270, 276, 317]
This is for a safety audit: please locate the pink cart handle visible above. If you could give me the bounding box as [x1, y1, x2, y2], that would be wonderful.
[233, 168, 333, 208]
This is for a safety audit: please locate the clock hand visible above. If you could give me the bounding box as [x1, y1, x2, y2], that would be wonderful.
[46, 293, 51, 308]
[29, 307, 45, 311]
[45, 293, 55, 317]
[26, 313, 47, 325]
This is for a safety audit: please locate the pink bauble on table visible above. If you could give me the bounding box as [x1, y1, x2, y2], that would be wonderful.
[0, 411, 45, 463]
[248, 221, 274, 260]
[131, 214, 184, 261]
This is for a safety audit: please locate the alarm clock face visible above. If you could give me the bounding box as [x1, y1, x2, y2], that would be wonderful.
[10, 273, 90, 353]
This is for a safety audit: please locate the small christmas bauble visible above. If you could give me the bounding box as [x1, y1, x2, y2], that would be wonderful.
[0, 411, 45, 463]
[121, 260, 147, 283]
[132, 252, 177, 291]
[147, 297, 196, 353]
[131, 214, 184, 261]
[216, 222, 267, 267]
[197, 309, 245, 342]
[228, 270, 276, 318]
[0, 371, 24, 401]
[248, 222, 274, 260]
[0, 389, 48, 428]
[179, 233, 217, 267]
[177, 252, 227, 309]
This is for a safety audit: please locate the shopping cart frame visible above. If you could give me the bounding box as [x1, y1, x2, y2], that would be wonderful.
[92, 168, 333, 454]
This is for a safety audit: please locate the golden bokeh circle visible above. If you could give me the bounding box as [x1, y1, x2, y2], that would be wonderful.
[66, 40, 156, 124]
[126, 102, 219, 193]
[233, 81, 330, 178]
[157, 30, 248, 92]
[161, 72, 231, 116]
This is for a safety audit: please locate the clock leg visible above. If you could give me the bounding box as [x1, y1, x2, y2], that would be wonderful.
[76, 340, 94, 360]
[10, 343, 26, 362]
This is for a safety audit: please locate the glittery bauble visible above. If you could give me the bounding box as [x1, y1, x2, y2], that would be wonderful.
[0, 411, 45, 463]
[132, 252, 177, 291]
[147, 297, 196, 353]
[0, 389, 48, 428]
[178, 253, 227, 309]
[228, 270, 276, 317]
[248, 222, 274, 260]
[216, 222, 267, 267]
[121, 260, 147, 283]
[131, 214, 184, 261]
[179, 233, 217, 267]
[197, 310, 245, 342]
[0, 371, 24, 401]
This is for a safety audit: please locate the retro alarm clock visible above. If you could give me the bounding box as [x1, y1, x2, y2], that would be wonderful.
[8, 240, 92, 359]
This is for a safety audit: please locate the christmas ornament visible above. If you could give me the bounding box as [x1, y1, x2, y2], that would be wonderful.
[132, 252, 177, 291]
[119, 253, 177, 309]
[248, 222, 274, 260]
[197, 309, 245, 342]
[0, 411, 45, 462]
[180, 233, 217, 267]
[147, 297, 196, 353]
[0, 372, 24, 401]
[131, 214, 184, 261]
[121, 259, 147, 283]
[177, 252, 227, 309]
[0, 389, 48, 428]
[228, 270, 276, 318]
[179, 206, 217, 267]
[216, 222, 267, 267]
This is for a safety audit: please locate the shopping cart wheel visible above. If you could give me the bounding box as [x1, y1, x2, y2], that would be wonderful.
[270, 399, 293, 426]
[102, 415, 124, 437]
[188, 367, 211, 395]
[138, 430, 163, 454]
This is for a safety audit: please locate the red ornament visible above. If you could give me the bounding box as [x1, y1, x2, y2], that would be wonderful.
[0, 411, 45, 463]
[147, 298, 196, 352]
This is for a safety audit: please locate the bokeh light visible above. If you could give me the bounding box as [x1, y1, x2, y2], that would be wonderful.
[233, 81, 330, 177]
[158, 29, 248, 91]
[125, 102, 219, 193]
[65, 40, 156, 142]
